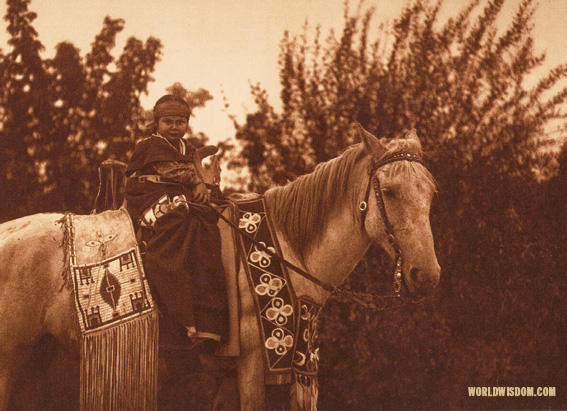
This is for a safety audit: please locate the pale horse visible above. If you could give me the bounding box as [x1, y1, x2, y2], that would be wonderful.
[0, 124, 440, 409]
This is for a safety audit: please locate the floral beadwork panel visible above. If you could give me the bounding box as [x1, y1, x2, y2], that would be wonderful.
[237, 198, 297, 375]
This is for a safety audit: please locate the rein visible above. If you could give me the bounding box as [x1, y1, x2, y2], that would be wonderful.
[202, 151, 427, 311]
[205, 202, 336, 293]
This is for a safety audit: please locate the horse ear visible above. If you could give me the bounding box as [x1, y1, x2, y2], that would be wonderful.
[356, 122, 386, 155]
[405, 129, 419, 141]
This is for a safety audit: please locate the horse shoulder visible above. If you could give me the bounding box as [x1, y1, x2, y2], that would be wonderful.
[235, 251, 266, 410]
[214, 201, 266, 409]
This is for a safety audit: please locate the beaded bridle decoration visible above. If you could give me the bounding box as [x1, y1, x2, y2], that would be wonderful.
[359, 151, 423, 296]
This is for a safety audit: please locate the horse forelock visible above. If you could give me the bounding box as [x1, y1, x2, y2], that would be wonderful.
[380, 134, 422, 160]
[264, 144, 367, 259]
[380, 137, 437, 192]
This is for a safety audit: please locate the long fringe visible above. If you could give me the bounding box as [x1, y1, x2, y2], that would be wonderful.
[80, 310, 159, 411]
[290, 372, 318, 411]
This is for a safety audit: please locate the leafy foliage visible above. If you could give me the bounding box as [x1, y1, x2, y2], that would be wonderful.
[0, 1, 221, 221]
[0, 1, 164, 221]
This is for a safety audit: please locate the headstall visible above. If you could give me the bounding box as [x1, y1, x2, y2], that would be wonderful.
[359, 151, 423, 295]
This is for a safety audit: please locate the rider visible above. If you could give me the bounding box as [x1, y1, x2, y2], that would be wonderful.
[125, 94, 228, 347]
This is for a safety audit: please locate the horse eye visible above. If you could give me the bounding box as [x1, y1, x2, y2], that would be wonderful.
[382, 187, 394, 197]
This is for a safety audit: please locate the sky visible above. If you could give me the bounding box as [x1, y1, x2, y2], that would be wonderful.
[1, 0, 567, 144]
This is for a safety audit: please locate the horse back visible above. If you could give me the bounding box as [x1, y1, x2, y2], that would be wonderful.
[0, 213, 76, 352]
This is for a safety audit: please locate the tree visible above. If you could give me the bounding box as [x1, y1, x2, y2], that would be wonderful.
[234, 0, 566, 192]
[0, 0, 50, 221]
[0, 1, 163, 221]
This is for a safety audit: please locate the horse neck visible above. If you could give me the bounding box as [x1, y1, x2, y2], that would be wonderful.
[265, 187, 372, 305]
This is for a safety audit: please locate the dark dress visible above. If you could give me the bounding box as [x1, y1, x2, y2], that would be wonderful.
[125, 135, 228, 340]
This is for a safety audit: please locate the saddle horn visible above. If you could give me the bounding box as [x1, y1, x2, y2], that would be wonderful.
[196, 145, 219, 162]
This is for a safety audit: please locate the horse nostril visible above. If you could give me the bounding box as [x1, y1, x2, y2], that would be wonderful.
[408, 266, 439, 291]
[408, 267, 419, 285]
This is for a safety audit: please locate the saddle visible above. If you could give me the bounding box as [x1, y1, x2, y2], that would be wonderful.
[93, 144, 220, 214]
[93, 159, 128, 213]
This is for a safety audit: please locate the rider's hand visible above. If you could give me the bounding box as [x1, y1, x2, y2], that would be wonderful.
[193, 182, 210, 203]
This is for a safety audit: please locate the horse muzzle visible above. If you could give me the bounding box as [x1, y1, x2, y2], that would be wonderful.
[403, 263, 441, 296]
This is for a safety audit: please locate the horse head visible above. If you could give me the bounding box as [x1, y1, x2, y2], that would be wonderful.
[357, 124, 440, 295]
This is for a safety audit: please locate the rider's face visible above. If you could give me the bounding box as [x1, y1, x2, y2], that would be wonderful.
[157, 116, 188, 141]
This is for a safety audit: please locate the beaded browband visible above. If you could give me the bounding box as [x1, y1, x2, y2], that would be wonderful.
[371, 152, 422, 171]
[360, 150, 424, 295]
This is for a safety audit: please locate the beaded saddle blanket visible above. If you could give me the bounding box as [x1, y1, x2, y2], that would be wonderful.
[60, 208, 158, 410]
[61, 208, 155, 332]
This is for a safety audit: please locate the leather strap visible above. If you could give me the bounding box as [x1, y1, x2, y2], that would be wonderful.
[137, 175, 175, 184]
[203, 201, 337, 293]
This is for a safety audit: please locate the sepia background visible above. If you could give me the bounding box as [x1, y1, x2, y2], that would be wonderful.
[0, 0, 566, 409]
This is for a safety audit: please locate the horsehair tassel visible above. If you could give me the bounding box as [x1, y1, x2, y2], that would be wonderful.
[290, 378, 299, 411]
[57, 213, 73, 291]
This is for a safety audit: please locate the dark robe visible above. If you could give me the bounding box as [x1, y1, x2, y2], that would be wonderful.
[125, 136, 228, 340]
[125, 136, 199, 221]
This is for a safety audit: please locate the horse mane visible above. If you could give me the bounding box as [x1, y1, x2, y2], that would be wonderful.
[264, 135, 436, 258]
[264, 144, 366, 258]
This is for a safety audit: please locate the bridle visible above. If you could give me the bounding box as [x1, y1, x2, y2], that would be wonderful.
[359, 151, 423, 296]
[204, 150, 427, 311]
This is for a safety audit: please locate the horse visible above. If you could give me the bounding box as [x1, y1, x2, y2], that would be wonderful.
[0, 124, 440, 410]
